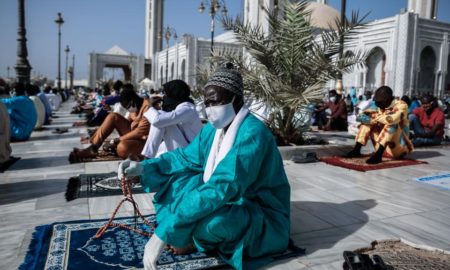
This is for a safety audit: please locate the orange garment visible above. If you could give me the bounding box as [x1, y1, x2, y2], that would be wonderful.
[90, 99, 150, 158]
[355, 99, 413, 158]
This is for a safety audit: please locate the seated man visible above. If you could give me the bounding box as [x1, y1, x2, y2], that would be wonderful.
[119, 63, 290, 270]
[354, 90, 374, 115]
[141, 80, 202, 158]
[27, 84, 46, 129]
[87, 84, 121, 126]
[0, 100, 12, 166]
[0, 82, 37, 141]
[345, 86, 413, 164]
[316, 89, 348, 131]
[72, 83, 150, 160]
[44, 87, 61, 111]
[409, 95, 445, 146]
[37, 88, 52, 125]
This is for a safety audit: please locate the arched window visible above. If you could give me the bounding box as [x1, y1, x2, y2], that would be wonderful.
[418, 46, 436, 95]
[365, 47, 386, 90]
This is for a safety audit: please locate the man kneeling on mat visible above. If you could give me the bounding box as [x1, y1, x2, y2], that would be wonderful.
[118, 63, 291, 270]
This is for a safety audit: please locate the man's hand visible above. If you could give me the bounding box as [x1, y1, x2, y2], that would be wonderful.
[149, 97, 162, 109]
[118, 159, 144, 180]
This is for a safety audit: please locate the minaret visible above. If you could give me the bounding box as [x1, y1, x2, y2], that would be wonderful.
[408, 0, 438, 19]
[145, 0, 164, 59]
[244, 0, 277, 34]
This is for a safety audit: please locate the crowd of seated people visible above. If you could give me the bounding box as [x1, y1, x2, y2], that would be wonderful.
[0, 78, 71, 170]
[70, 79, 203, 162]
[310, 86, 449, 164]
[1, 82, 37, 142]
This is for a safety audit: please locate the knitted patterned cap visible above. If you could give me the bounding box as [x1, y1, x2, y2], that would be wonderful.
[204, 63, 243, 96]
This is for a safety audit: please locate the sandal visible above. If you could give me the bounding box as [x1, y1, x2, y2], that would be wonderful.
[102, 141, 117, 155]
[291, 152, 318, 163]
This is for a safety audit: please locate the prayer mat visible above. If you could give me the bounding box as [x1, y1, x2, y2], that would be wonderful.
[414, 172, 450, 191]
[19, 216, 305, 270]
[319, 155, 427, 172]
[72, 121, 87, 127]
[0, 156, 21, 173]
[345, 239, 450, 270]
[68, 150, 123, 164]
[65, 172, 145, 201]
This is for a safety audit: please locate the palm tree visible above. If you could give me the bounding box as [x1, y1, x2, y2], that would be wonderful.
[201, 0, 368, 145]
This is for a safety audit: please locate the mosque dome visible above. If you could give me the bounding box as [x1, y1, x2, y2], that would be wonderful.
[304, 2, 341, 30]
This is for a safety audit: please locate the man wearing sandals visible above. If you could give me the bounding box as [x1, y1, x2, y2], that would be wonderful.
[118, 63, 291, 270]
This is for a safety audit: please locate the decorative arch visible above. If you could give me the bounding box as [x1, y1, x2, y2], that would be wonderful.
[445, 54, 450, 95]
[181, 59, 186, 81]
[418, 46, 437, 95]
[365, 47, 386, 90]
[343, 50, 356, 88]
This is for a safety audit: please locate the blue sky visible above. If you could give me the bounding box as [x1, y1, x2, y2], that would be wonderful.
[0, 0, 449, 80]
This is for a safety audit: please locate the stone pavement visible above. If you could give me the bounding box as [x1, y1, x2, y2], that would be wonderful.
[1, 99, 449, 270]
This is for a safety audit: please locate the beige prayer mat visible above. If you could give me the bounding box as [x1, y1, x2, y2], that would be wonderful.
[351, 239, 450, 270]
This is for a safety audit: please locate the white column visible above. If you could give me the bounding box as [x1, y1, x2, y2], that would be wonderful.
[438, 33, 449, 98]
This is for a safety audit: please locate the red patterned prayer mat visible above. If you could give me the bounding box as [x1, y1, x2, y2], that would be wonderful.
[319, 155, 427, 172]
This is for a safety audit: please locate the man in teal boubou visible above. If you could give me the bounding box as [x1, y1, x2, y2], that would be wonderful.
[118, 63, 291, 270]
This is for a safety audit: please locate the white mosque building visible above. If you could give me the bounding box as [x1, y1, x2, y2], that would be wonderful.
[89, 0, 450, 98]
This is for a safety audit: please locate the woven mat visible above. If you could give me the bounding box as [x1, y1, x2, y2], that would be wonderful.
[353, 239, 450, 270]
[319, 155, 427, 172]
[65, 172, 144, 201]
[21, 215, 304, 270]
[69, 150, 123, 164]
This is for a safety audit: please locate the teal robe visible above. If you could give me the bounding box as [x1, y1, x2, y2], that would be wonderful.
[140, 114, 290, 270]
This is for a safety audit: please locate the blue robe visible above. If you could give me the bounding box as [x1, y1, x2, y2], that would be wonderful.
[1, 96, 37, 141]
[140, 114, 290, 270]
[37, 93, 52, 125]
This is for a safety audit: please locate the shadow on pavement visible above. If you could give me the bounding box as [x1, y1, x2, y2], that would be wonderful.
[290, 199, 377, 256]
[8, 156, 70, 170]
[0, 178, 68, 205]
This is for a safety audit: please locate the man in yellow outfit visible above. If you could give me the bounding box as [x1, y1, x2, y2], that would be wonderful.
[345, 86, 413, 164]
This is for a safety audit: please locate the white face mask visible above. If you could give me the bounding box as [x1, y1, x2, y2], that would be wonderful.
[128, 106, 137, 113]
[205, 97, 236, 129]
[329, 96, 337, 103]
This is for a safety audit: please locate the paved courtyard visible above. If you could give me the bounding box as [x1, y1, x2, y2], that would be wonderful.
[1, 99, 449, 270]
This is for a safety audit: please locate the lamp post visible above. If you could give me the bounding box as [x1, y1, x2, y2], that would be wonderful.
[335, 0, 346, 95]
[159, 26, 177, 84]
[64, 45, 70, 90]
[15, 0, 32, 84]
[198, 0, 227, 55]
[7, 66, 10, 78]
[55, 12, 64, 92]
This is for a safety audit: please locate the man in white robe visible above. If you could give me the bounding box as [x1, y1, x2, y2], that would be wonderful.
[141, 80, 202, 158]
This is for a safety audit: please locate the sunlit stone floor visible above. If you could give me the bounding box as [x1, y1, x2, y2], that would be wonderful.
[1, 99, 449, 269]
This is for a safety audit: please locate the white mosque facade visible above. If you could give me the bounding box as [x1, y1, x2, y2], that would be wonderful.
[141, 0, 450, 98]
